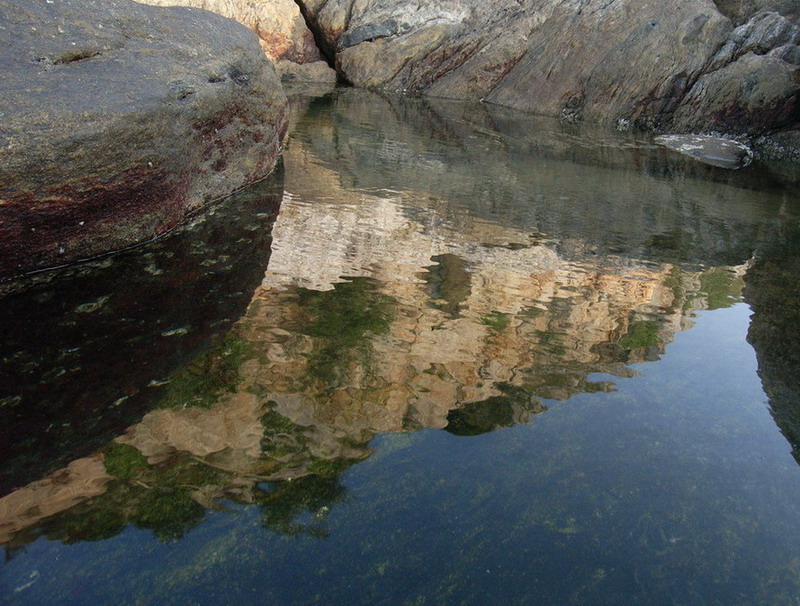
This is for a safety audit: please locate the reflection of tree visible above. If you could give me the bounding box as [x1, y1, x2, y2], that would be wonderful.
[298, 277, 396, 388]
[446, 383, 546, 436]
[254, 472, 350, 538]
[5, 438, 352, 551]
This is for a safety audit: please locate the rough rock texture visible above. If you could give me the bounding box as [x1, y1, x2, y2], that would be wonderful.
[296, 0, 800, 151]
[137, 0, 337, 83]
[139, 0, 322, 62]
[715, 0, 800, 26]
[671, 11, 800, 134]
[0, 0, 289, 280]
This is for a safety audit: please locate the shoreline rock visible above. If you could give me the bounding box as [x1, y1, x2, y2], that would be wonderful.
[119, 0, 799, 161]
[0, 0, 289, 281]
[291, 0, 800, 160]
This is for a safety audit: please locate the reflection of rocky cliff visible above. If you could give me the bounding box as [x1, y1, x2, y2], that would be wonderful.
[1, 93, 762, 550]
[1, 252, 745, 548]
[0, 168, 284, 496]
[288, 90, 797, 268]
[255, 127, 751, 436]
[745, 219, 800, 463]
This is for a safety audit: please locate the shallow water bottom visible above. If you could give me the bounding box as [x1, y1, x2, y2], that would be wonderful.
[2, 89, 800, 605]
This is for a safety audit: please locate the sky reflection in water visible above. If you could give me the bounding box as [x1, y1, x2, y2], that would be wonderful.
[2, 89, 800, 605]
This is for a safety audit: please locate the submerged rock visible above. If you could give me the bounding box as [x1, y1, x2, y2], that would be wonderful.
[0, 0, 289, 280]
[654, 134, 754, 169]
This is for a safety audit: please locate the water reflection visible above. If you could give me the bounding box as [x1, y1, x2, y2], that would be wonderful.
[0, 167, 284, 495]
[2, 91, 800, 604]
[745, 220, 800, 464]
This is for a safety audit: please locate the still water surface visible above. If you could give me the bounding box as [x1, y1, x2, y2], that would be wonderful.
[1, 89, 800, 604]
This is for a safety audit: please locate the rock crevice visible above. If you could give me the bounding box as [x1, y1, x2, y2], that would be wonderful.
[291, 0, 337, 69]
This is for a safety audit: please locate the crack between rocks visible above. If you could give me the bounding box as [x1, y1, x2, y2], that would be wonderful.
[291, 0, 337, 72]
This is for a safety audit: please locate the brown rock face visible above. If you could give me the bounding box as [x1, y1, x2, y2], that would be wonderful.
[0, 0, 289, 281]
[137, 0, 337, 83]
[136, 0, 318, 61]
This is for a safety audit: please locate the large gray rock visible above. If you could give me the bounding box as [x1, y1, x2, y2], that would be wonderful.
[671, 12, 800, 134]
[672, 51, 800, 134]
[0, 0, 289, 280]
[297, 0, 800, 154]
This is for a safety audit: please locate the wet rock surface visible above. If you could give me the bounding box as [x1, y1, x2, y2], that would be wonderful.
[0, 0, 288, 280]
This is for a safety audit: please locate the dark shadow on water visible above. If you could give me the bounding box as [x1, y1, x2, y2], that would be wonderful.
[0, 165, 284, 495]
[445, 383, 546, 437]
[745, 219, 800, 464]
